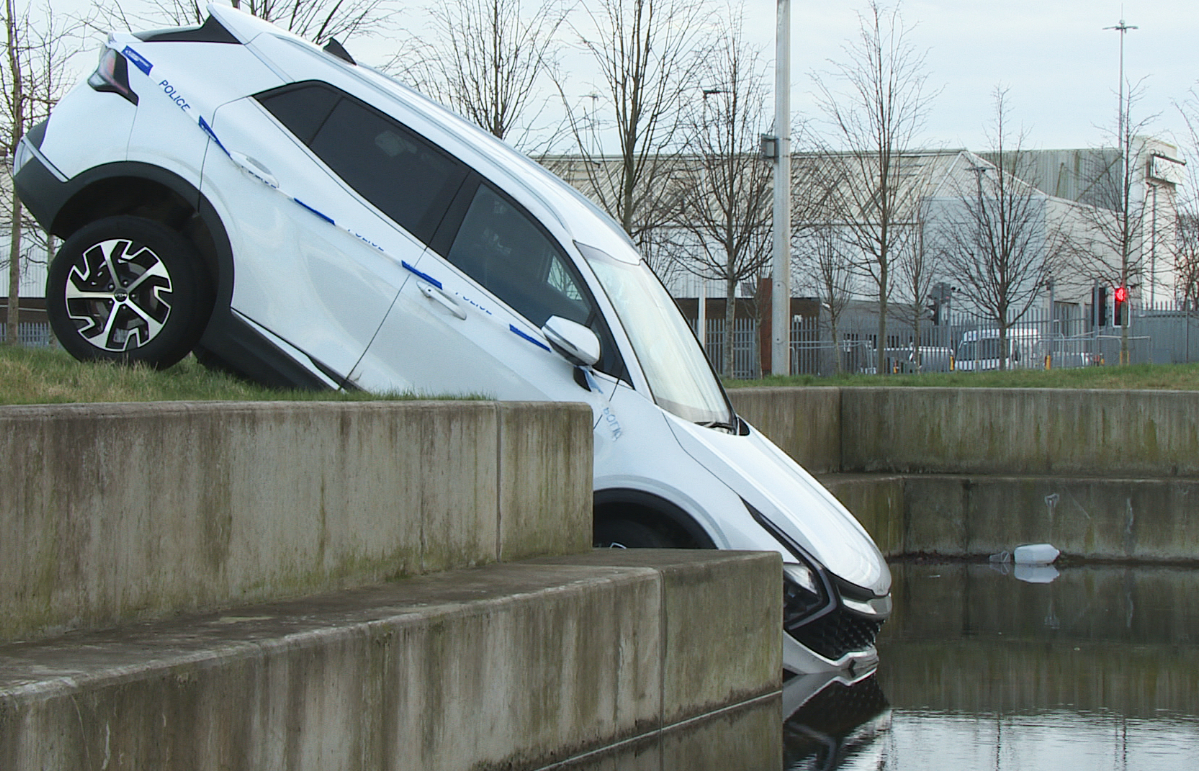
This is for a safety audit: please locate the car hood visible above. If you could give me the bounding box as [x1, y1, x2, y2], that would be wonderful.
[666, 415, 891, 596]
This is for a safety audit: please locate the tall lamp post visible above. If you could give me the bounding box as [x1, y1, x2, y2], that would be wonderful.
[1104, 17, 1136, 364]
[1104, 18, 1137, 149]
[771, 0, 792, 376]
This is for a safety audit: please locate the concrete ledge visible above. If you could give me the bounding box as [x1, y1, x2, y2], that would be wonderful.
[0, 401, 592, 644]
[0, 552, 781, 771]
[734, 386, 1199, 478]
[532, 550, 782, 726]
[820, 473, 1199, 561]
[904, 474, 1199, 561]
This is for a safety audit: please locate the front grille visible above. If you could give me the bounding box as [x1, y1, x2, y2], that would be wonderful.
[787, 605, 884, 661]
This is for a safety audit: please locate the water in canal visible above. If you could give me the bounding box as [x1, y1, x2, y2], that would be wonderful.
[782, 560, 1199, 770]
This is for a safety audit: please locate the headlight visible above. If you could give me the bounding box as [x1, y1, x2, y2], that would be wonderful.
[783, 559, 831, 630]
[784, 562, 819, 595]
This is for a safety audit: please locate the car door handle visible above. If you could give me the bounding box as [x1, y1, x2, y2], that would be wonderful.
[230, 151, 279, 189]
[418, 281, 467, 320]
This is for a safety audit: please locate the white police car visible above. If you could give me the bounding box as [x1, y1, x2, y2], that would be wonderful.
[13, 4, 890, 674]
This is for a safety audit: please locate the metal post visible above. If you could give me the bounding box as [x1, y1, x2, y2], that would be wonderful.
[1105, 19, 1137, 155]
[1047, 277, 1055, 368]
[771, 0, 791, 376]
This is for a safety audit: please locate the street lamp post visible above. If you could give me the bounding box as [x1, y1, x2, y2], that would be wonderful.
[771, 0, 791, 376]
[1104, 19, 1137, 152]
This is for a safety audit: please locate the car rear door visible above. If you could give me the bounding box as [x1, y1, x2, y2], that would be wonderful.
[203, 82, 465, 382]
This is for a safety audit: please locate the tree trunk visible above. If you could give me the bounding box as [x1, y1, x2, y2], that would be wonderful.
[876, 266, 888, 375]
[5, 194, 20, 346]
[724, 274, 736, 378]
[830, 313, 842, 375]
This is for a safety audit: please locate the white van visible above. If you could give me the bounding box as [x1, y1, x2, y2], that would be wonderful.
[955, 328, 1043, 371]
[14, 5, 890, 674]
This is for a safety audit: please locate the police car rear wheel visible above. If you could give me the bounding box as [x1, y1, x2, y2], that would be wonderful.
[47, 216, 210, 369]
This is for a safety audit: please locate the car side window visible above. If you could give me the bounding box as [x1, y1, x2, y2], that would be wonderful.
[448, 184, 590, 328]
[257, 83, 467, 246]
[255, 82, 339, 144]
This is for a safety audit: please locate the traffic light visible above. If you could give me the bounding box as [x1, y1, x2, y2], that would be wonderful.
[1097, 286, 1109, 326]
[926, 298, 940, 325]
[1113, 285, 1127, 326]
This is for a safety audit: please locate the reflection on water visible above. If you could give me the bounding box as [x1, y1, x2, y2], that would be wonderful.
[783, 562, 1199, 770]
[782, 672, 889, 770]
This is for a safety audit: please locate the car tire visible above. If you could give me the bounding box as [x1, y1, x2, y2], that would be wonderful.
[47, 216, 211, 369]
[594, 518, 674, 549]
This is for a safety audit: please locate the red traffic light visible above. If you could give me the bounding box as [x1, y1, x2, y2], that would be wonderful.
[1114, 285, 1128, 303]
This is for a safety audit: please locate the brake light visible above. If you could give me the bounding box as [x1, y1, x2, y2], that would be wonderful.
[88, 47, 139, 105]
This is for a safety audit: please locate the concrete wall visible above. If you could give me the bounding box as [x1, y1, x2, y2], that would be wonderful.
[731, 387, 1199, 478]
[730, 387, 1199, 560]
[0, 552, 782, 771]
[0, 401, 593, 643]
[839, 388, 1199, 477]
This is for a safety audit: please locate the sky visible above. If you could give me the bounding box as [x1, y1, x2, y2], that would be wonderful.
[55, 0, 1198, 156]
[761, 0, 1196, 154]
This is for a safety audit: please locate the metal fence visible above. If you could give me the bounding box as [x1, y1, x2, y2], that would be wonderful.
[698, 302, 1199, 379]
[693, 317, 761, 379]
[0, 322, 54, 347]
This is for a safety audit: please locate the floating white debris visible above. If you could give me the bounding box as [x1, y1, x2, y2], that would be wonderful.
[1013, 543, 1060, 565]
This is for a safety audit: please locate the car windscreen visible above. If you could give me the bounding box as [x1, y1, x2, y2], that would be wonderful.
[577, 242, 733, 427]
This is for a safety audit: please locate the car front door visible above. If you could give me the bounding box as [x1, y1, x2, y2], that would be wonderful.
[350, 178, 624, 407]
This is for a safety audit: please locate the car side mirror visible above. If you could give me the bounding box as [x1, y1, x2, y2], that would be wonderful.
[541, 316, 600, 368]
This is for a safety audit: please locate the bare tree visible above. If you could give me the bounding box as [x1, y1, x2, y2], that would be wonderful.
[670, 19, 772, 378]
[1178, 213, 1199, 310]
[1073, 82, 1158, 363]
[791, 157, 856, 374]
[794, 222, 857, 375]
[2, 0, 84, 346]
[387, 0, 567, 151]
[554, 0, 708, 252]
[810, 1, 936, 374]
[1174, 88, 1199, 310]
[101, 0, 392, 45]
[891, 196, 940, 370]
[934, 91, 1064, 369]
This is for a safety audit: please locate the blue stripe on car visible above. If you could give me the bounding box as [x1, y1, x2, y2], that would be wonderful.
[293, 198, 335, 225]
[401, 261, 442, 290]
[509, 324, 551, 352]
[122, 46, 153, 75]
[199, 116, 230, 156]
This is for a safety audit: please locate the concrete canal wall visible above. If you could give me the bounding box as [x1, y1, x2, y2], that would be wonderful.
[0, 401, 781, 771]
[731, 387, 1199, 562]
[0, 552, 781, 771]
[0, 401, 594, 643]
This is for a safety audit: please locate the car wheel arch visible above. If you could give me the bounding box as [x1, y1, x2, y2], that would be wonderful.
[49, 162, 234, 308]
[593, 488, 717, 549]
